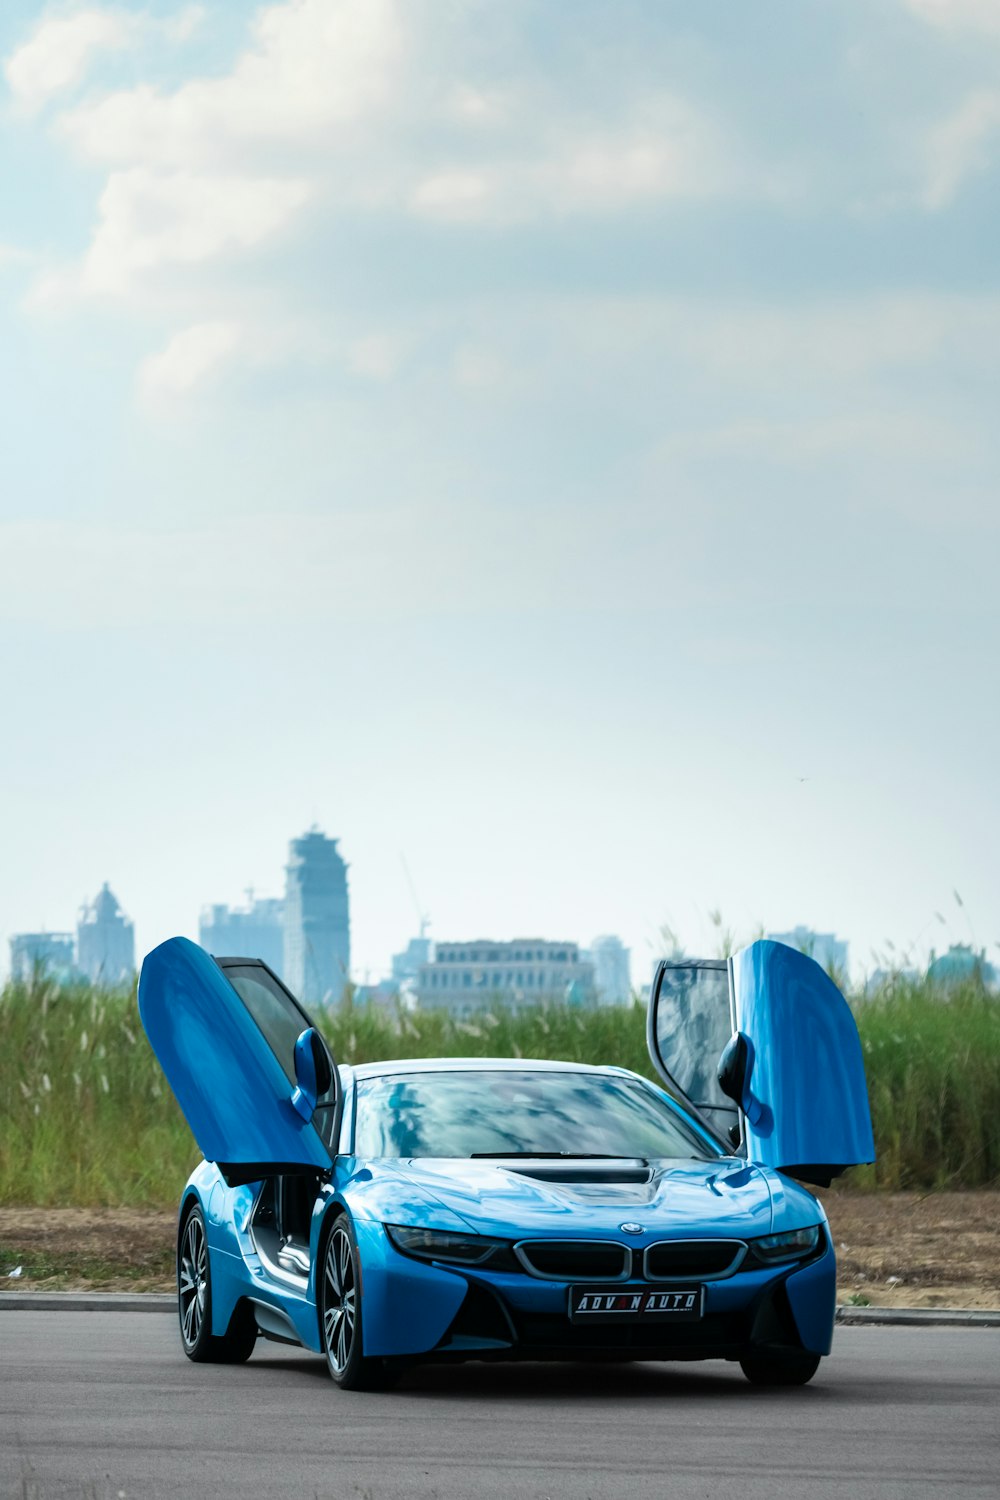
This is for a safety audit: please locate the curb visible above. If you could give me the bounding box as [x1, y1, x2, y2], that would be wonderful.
[0, 1291, 174, 1313]
[1, 1291, 998, 1326]
[835, 1305, 1000, 1328]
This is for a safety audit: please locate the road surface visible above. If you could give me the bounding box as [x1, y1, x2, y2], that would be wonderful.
[1, 1312, 997, 1499]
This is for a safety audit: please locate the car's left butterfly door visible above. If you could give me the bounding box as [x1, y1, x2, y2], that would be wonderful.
[138, 936, 338, 1186]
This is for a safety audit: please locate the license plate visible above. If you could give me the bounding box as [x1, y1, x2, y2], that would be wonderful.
[568, 1285, 704, 1323]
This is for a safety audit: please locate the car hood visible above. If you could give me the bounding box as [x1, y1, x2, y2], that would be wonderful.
[342, 1155, 813, 1240]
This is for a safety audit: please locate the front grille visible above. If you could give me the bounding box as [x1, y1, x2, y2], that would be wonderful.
[644, 1239, 746, 1280]
[515, 1240, 630, 1281]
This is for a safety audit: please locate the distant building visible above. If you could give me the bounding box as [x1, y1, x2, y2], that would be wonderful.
[391, 935, 432, 986]
[283, 828, 350, 1005]
[76, 884, 135, 983]
[416, 939, 595, 1016]
[353, 979, 402, 1009]
[9, 932, 77, 984]
[864, 967, 920, 995]
[927, 945, 998, 989]
[585, 935, 632, 1006]
[767, 926, 849, 977]
[199, 895, 285, 975]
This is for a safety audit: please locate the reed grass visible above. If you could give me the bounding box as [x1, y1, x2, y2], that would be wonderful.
[1, 970, 996, 1208]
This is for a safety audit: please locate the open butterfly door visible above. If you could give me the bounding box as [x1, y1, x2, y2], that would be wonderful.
[138, 936, 338, 1186]
[648, 940, 874, 1186]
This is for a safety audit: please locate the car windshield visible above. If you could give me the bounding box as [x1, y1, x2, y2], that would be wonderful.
[352, 1069, 718, 1159]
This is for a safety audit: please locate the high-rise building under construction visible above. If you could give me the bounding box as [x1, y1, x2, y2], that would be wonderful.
[283, 828, 350, 1004]
[77, 883, 135, 983]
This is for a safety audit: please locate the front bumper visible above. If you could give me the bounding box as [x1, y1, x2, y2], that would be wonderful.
[353, 1219, 837, 1362]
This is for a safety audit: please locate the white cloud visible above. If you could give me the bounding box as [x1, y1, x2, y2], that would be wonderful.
[32, 169, 313, 305]
[138, 320, 244, 400]
[453, 345, 504, 388]
[138, 312, 335, 401]
[347, 333, 405, 381]
[163, 6, 206, 45]
[902, 0, 1000, 38]
[921, 90, 1000, 207]
[0, 241, 33, 269]
[11, 2, 753, 402]
[5, 8, 133, 115]
[55, 0, 403, 168]
[411, 102, 729, 224]
[17, 0, 401, 389]
[446, 85, 512, 127]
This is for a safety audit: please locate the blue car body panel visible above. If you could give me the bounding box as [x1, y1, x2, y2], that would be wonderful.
[730, 941, 875, 1177]
[138, 937, 331, 1176]
[175, 1141, 838, 1361]
[365, 1154, 774, 1240]
[139, 938, 871, 1376]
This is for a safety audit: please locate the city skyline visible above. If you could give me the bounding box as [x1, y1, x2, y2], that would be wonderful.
[1, 2, 996, 989]
[13, 839, 983, 991]
[9, 861, 990, 993]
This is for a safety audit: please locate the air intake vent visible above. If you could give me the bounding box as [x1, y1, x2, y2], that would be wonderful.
[644, 1240, 746, 1280]
[515, 1240, 630, 1280]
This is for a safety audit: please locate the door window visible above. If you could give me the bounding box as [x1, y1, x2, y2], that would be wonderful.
[651, 961, 735, 1123]
[219, 962, 337, 1109]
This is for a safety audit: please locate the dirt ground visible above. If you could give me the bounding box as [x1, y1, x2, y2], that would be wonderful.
[0, 1193, 997, 1306]
[819, 1190, 999, 1309]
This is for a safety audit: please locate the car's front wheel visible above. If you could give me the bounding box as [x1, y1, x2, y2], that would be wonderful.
[178, 1204, 256, 1364]
[739, 1349, 821, 1386]
[320, 1217, 397, 1391]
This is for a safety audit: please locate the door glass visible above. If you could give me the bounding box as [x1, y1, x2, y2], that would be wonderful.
[221, 964, 337, 1108]
[653, 962, 734, 1117]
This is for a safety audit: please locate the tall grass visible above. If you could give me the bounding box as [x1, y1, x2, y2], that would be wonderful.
[1, 971, 997, 1208]
[848, 977, 1000, 1191]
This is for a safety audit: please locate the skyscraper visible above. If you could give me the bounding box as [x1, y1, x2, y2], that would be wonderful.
[199, 895, 285, 975]
[76, 883, 135, 983]
[587, 935, 633, 1006]
[283, 828, 350, 1004]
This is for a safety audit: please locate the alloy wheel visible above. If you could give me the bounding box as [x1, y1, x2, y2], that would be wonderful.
[179, 1211, 208, 1351]
[323, 1223, 357, 1376]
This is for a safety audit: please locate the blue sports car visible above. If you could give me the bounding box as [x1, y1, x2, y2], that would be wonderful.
[137, 936, 874, 1389]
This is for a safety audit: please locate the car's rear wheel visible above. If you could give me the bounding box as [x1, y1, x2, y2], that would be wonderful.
[739, 1349, 821, 1386]
[178, 1204, 256, 1364]
[320, 1217, 397, 1391]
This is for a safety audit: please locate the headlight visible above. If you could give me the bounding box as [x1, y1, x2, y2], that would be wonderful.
[384, 1224, 517, 1270]
[748, 1225, 822, 1263]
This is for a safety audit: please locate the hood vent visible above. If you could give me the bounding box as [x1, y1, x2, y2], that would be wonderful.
[506, 1162, 653, 1186]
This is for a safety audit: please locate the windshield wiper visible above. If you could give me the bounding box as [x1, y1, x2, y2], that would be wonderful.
[470, 1151, 648, 1161]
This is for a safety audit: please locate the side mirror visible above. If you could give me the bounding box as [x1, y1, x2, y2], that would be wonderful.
[717, 1032, 748, 1106]
[290, 1027, 332, 1121]
[717, 1031, 769, 1129]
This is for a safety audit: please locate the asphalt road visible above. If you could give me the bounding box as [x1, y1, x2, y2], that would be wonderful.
[1, 1313, 997, 1500]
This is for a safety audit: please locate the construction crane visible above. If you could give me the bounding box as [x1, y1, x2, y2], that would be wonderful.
[399, 854, 430, 939]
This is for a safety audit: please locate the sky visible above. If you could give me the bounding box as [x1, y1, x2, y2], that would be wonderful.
[1, 0, 998, 987]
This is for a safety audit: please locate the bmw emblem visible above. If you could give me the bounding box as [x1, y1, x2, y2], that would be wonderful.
[619, 1223, 644, 1235]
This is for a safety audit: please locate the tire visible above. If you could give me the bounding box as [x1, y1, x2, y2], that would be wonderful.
[178, 1204, 257, 1365]
[319, 1216, 397, 1391]
[739, 1349, 822, 1387]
